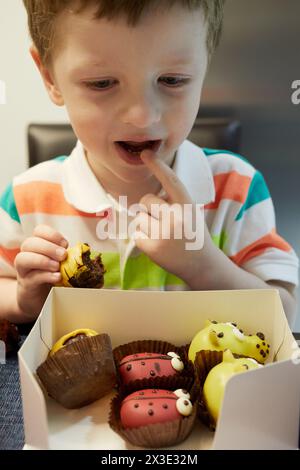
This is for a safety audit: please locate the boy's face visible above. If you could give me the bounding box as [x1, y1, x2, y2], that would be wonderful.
[36, 4, 208, 187]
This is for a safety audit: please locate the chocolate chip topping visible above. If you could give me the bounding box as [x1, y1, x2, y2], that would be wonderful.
[126, 364, 132, 371]
[163, 404, 168, 409]
[148, 409, 154, 416]
[243, 364, 249, 370]
[184, 400, 189, 406]
[141, 362, 145, 365]
[150, 370, 156, 376]
[148, 402, 153, 406]
[134, 403, 139, 408]
[256, 332, 265, 340]
[211, 320, 218, 324]
[231, 323, 237, 327]
[256, 344, 260, 348]
[217, 332, 224, 338]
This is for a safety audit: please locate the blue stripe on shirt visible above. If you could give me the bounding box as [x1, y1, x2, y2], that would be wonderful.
[0, 183, 20, 223]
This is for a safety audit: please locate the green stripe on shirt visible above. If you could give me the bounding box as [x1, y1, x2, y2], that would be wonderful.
[102, 252, 122, 287]
[122, 252, 186, 289]
[0, 183, 20, 223]
[54, 156, 68, 163]
[235, 171, 270, 221]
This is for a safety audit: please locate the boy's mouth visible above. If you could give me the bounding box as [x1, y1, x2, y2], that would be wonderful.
[115, 140, 162, 165]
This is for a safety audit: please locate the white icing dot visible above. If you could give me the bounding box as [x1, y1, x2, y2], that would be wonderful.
[174, 389, 190, 399]
[171, 357, 184, 371]
[176, 397, 193, 416]
[232, 327, 245, 341]
[167, 352, 180, 359]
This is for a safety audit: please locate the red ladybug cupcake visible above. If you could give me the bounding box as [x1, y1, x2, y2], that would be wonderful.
[118, 352, 184, 385]
[120, 388, 193, 428]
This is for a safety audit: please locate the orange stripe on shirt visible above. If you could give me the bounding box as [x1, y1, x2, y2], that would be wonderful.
[230, 229, 292, 266]
[205, 171, 252, 210]
[0, 246, 20, 266]
[14, 182, 99, 218]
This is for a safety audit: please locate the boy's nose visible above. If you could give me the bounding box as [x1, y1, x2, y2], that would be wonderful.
[121, 92, 161, 128]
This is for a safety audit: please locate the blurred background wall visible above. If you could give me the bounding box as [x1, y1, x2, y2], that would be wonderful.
[201, 0, 300, 330]
[0, 0, 299, 329]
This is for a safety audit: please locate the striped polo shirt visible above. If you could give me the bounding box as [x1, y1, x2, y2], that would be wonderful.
[0, 139, 298, 290]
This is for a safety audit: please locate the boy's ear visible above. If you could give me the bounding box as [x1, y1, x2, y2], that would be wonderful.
[30, 46, 64, 107]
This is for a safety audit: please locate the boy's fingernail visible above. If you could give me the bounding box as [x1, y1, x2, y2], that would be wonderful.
[50, 260, 60, 270]
[52, 272, 61, 281]
[56, 247, 66, 258]
[60, 239, 68, 248]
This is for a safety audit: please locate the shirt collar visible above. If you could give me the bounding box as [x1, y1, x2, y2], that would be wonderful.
[62, 139, 215, 214]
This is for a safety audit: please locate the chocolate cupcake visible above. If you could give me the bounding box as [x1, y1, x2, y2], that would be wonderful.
[37, 329, 116, 409]
[59, 242, 105, 288]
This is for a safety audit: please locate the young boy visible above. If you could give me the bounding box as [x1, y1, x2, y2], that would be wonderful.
[0, 0, 298, 325]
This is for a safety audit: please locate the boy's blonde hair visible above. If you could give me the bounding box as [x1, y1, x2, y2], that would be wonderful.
[23, 0, 226, 65]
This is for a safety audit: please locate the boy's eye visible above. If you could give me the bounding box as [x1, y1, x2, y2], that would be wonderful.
[159, 76, 190, 87]
[85, 79, 117, 90]
[84, 76, 190, 91]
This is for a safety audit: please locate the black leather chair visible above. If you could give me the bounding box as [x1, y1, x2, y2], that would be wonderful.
[27, 118, 241, 167]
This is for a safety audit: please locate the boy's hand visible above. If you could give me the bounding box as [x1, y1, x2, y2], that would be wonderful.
[134, 150, 215, 287]
[14, 225, 68, 319]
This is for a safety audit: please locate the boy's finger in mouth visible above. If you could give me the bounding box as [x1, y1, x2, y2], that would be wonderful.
[114, 139, 162, 165]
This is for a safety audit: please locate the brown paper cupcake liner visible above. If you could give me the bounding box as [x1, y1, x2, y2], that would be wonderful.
[37, 333, 117, 409]
[109, 377, 199, 448]
[118, 374, 195, 397]
[193, 350, 225, 431]
[113, 340, 194, 390]
[194, 350, 224, 386]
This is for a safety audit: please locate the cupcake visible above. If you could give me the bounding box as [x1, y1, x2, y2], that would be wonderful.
[118, 352, 184, 385]
[37, 329, 116, 409]
[109, 386, 197, 448]
[202, 350, 263, 428]
[188, 320, 270, 364]
[114, 340, 193, 390]
[59, 242, 105, 288]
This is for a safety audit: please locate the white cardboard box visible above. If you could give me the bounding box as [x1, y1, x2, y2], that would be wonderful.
[19, 288, 300, 450]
